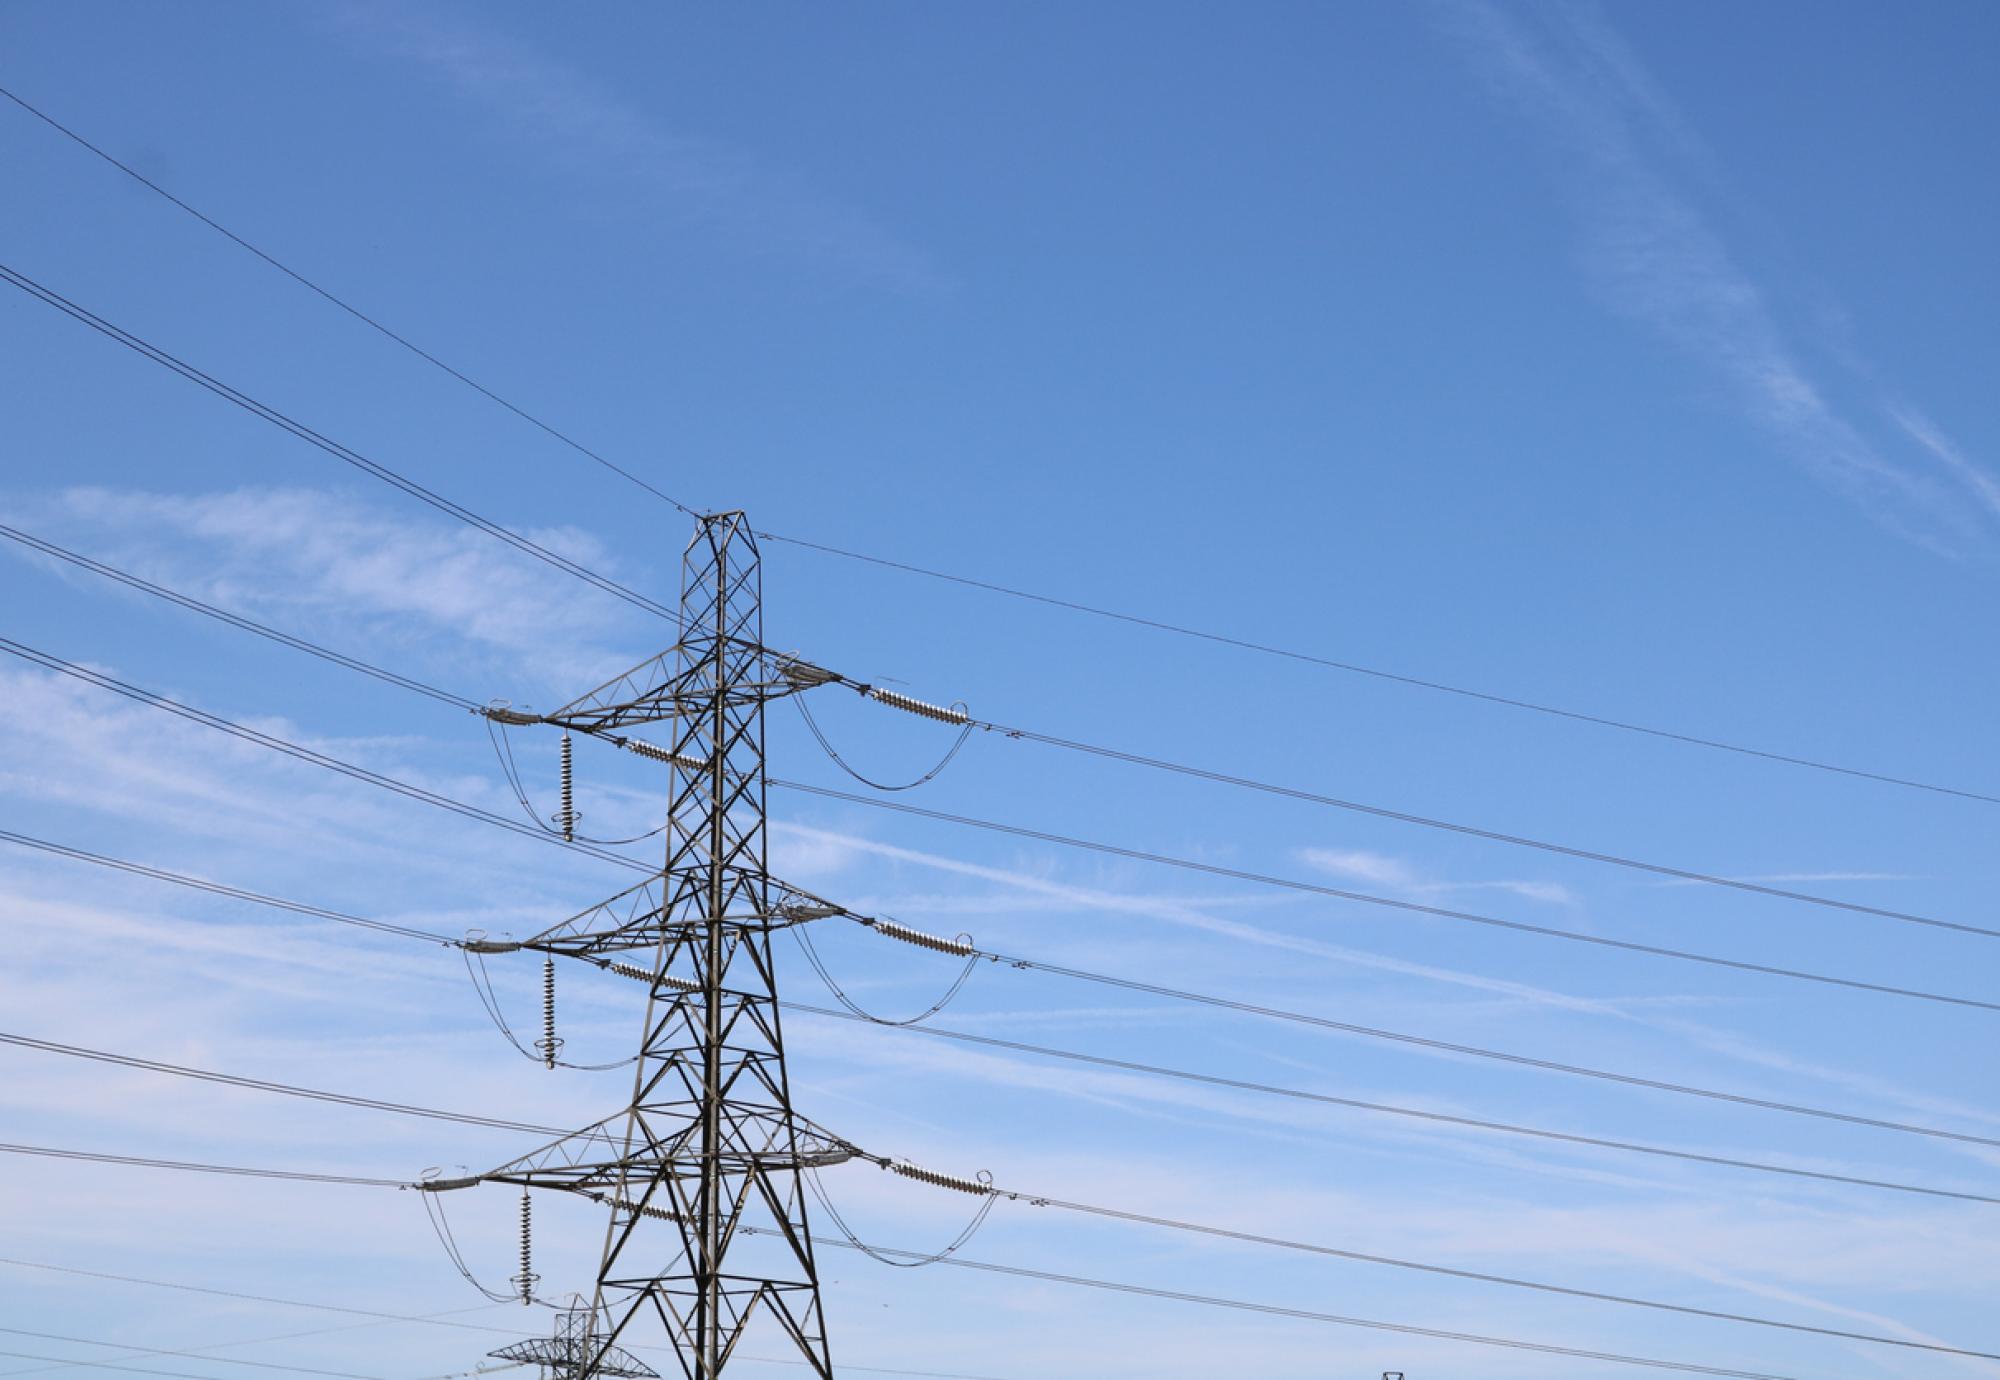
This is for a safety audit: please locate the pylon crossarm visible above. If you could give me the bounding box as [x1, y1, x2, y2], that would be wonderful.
[462, 871, 838, 964]
[489, 1308, 660, 1380]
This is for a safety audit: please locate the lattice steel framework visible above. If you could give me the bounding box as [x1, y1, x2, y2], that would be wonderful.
[472, 513, 838, 1380]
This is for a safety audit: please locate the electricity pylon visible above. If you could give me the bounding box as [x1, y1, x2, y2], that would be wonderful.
[490, 1308, 656, 1380]
[440, 513, 848, 1379]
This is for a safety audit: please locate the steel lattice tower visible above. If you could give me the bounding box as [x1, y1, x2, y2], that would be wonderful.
[599, 512, 832, 1378]
[453, 513, 846, 1380]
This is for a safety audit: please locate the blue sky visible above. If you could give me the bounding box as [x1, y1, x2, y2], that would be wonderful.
[2, 3, 1998, 1378]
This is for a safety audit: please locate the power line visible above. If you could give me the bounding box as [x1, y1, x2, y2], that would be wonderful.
[0, 1032, 567, 1138]
[800, 786, 1997, 1010]
[12, 819, 1994, 1184]
[18, 535, 1984, 1011]
[795, 1004, 2000, 1204]
[0, 829, 455, 946]
[0, 1351, 354, 1380]
[0, 523, 480, 711]
[989, 1187, 1994, 1361]
[0, 85, 696, 525]
[17, 1009, 1998, 1359]
[0, 637, 653, 875]
[762, 530, 2000, 811]
[4, 83, 1985, 818]
[0, 1143, 401, 1188]
[0, 1259, 1023, 1380]
[817, 734, 2000, 942]
[23, 1032, 1968, 1361]
[806, 997, 2000, 1147]
[0, 1257, 528, 1337]
[805, 1237, 1820, 1380]
[0, 1328, 388, 1380]
[0, 1308, 508, 1380]
[0, 262, 681, 626]
[0, 1161, 1858, 1380]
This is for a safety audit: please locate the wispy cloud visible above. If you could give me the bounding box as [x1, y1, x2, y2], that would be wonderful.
[774, 821, 1633, 1018]
[11, 485, 652, 693]
[1433, 0, 2000, 554]
[334, 1, 947, 296]
[1299, 845, 1578, 907]
[1651, 870, 1917, 889]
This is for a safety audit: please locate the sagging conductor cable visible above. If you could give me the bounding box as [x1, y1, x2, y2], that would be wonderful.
[461, 945, 636, 1072]
[484, 717, 665, 847]
[871, 1160, 2000, 1363]
[0, 262, 682, 627]
[17, 538, 1983, 1015]
[14, 830, 1974, 1208]
[789, 922, 979, 1027]
[785, 656, 2000, 949]
[804, 1164, 997, 1269]
[779, 656, 973, 791]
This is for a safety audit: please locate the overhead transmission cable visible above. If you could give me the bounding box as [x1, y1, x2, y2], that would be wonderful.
[781, 777, 2000, 953]
[955, 1179, 1998, 1361]
[0, 1349, 359, 1380]
[0, 262, 680, 626]
[0, 1307, 509, 1380]
[794, 1003, 2000, 1204]
[4, 80, 1984, 812]
[2, 645, 1983, 1150]
[0, 1326, 392, 1380]
[0, 1032, 567, 1137]
[9, 501, 1984, 968]
[9, 823, 1992, 1191]
[790, 783, 2000, 1011]
[807, 1236, 1825, 1380]
[0, 523, 480, 711]
[953, 717, 1999, 940]
[0, 1258, 1030, 1380]
[0, 84, 698, 523]
[0, 1142, 399, 1187]
[0, 535, 1985, 1013]
[0, 1149, 1887, 1380]
[2, 619, 1990, 1135]
[0, 828, 455, 947]
[6, 623, 1993, 1144]
[0, 637, 654, 876]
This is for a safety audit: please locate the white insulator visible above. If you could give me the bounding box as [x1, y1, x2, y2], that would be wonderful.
[620, 737, 708, 772]
[607, 1196, 688, 1225]
[557, 734, 575, 843]
[604, 961, 699, 994]
[886, 1160, 993, 1196]
[868, 918, 975, 958]
[866, 687, 970, 725]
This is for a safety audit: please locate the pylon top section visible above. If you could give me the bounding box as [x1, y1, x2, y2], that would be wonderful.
[535, 514, 815, 733]
[490, 1309, 657, 1380]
